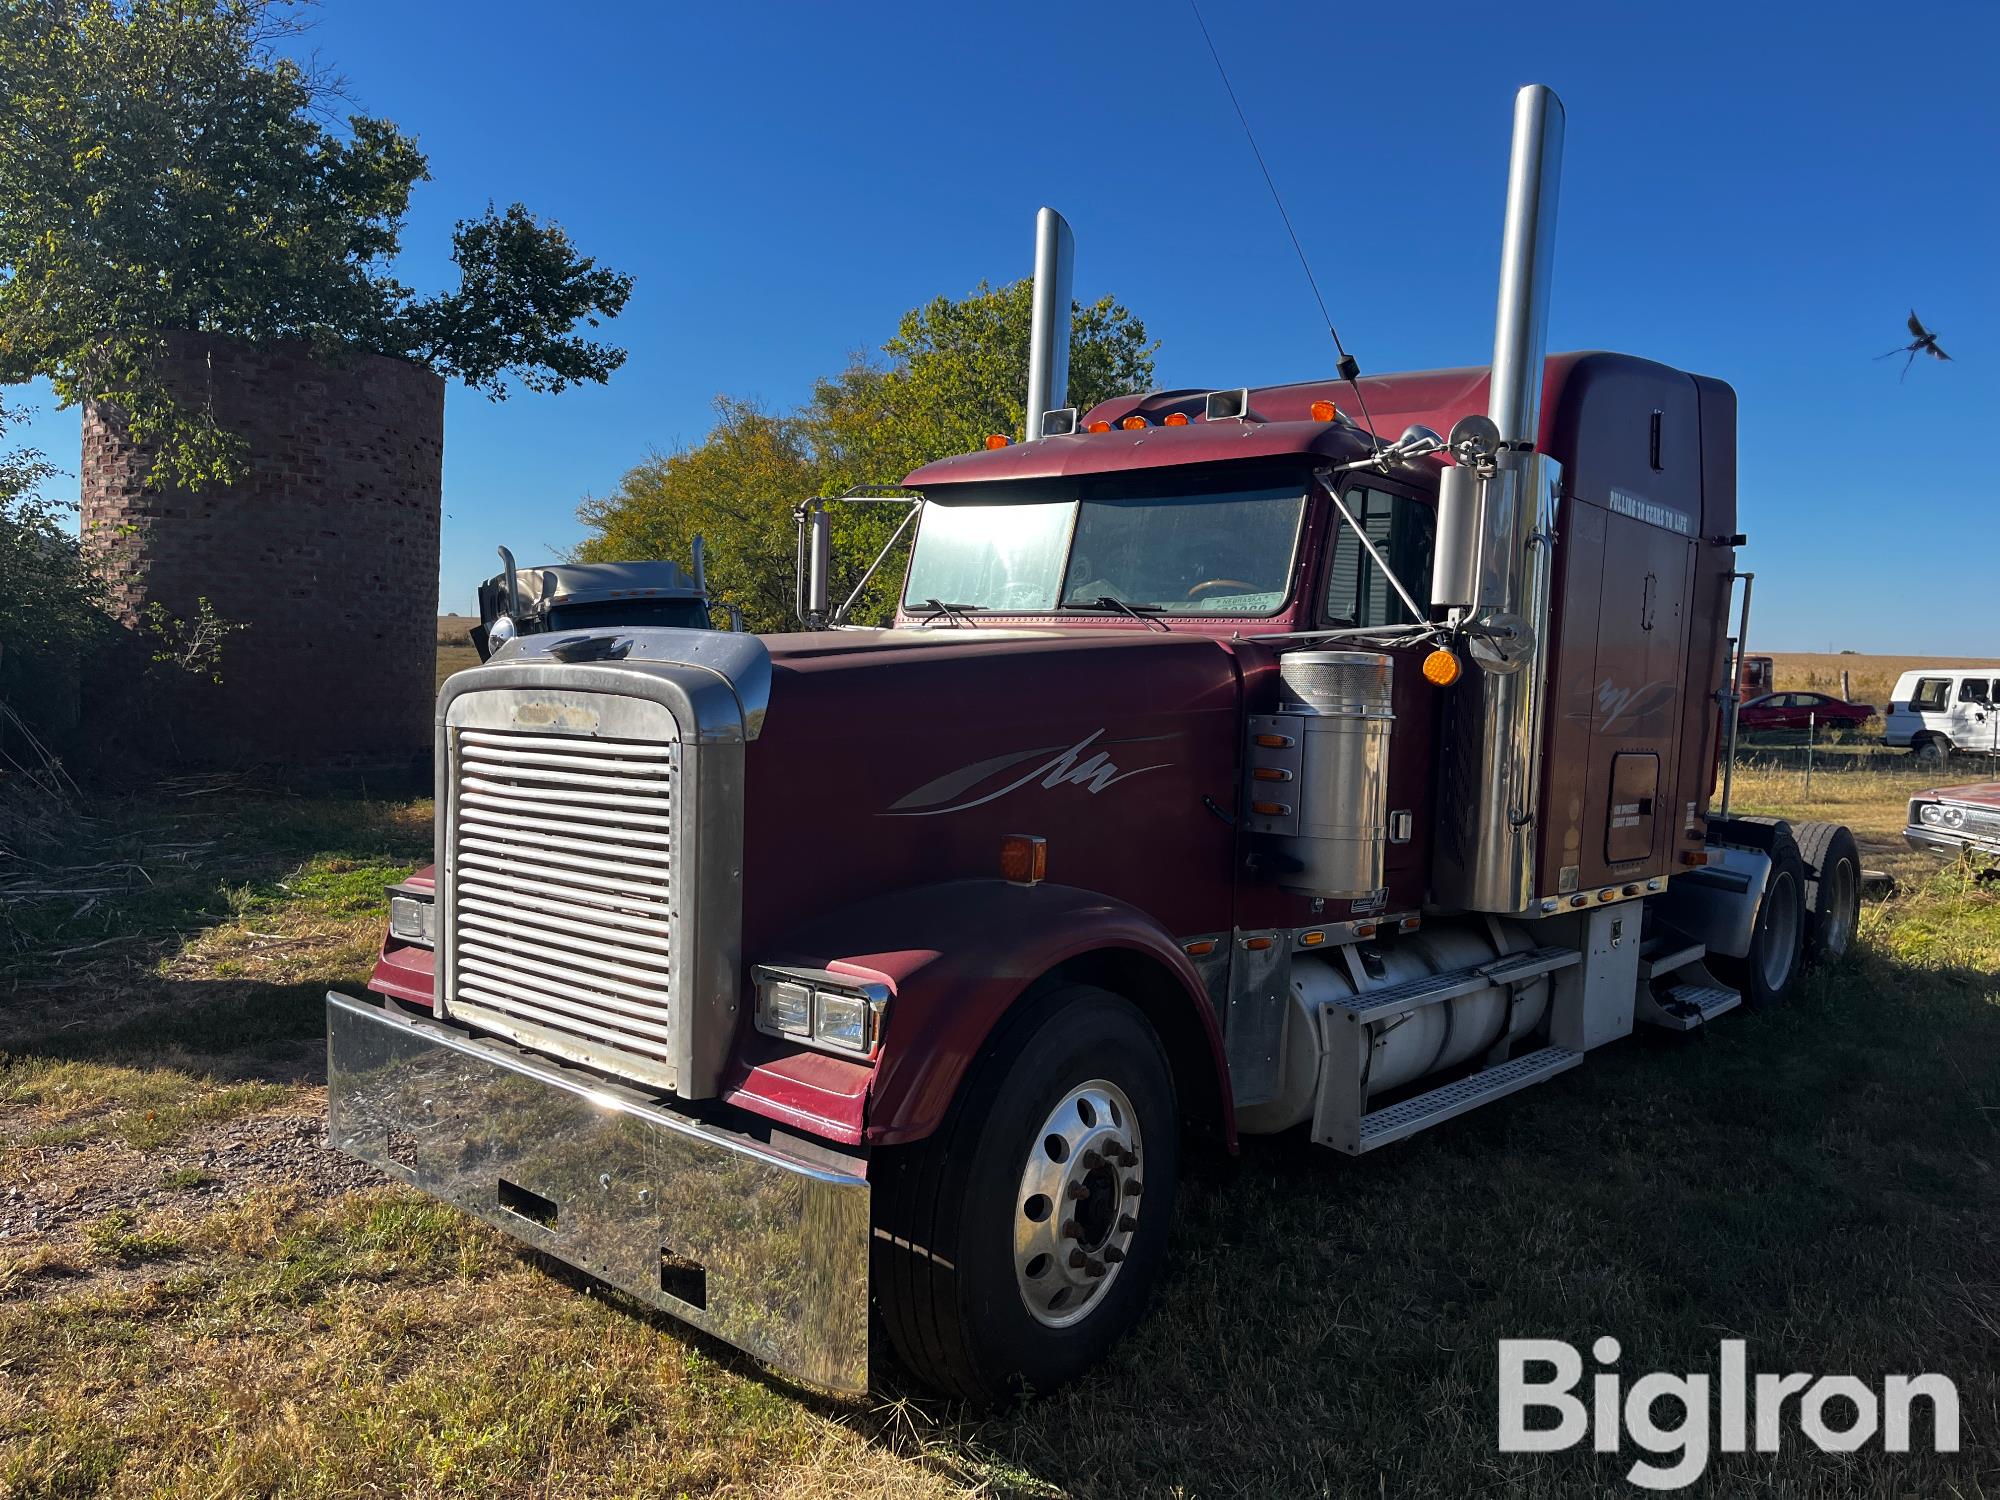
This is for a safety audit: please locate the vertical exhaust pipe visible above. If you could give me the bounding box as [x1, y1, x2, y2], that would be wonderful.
[1024, 207, 1075, 440]
[691, 534, 707, 595]
[1435, 84, 1566, 914]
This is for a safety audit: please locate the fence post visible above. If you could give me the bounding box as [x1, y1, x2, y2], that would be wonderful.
[1805, 711, 1815, 800]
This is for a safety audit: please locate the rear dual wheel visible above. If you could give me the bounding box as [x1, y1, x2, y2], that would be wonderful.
[871, 985, 1177, 1402]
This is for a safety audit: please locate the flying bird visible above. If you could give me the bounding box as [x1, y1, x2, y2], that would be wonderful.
[1877, 311, 1952, 379]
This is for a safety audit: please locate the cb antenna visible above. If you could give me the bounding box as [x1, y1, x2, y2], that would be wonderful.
[1187, 0, 1381, 452]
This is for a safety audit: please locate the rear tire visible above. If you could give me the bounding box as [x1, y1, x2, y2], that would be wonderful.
[1792, 821, 1862, 965]
[1913, 734, 1953, 765]
[871, 984, 1178, 1403]
[1709, 817, 1807, 1008]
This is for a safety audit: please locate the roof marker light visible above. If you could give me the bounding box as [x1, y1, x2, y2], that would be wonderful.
[1310, 399, 1339, 422]
[1119, 415, 1147, 430]
[984, 434, 1010, 450]
[1163, 412, 1190, 426]
[1086, 420, 1112, 434]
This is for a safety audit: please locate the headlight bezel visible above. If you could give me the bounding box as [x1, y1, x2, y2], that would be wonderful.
[751, 965, 889, 1059]
[385, 882, 437, 948]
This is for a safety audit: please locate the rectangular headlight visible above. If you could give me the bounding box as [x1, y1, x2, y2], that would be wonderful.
[386, 886, 436, 947]
[752, 966, 888, 1058]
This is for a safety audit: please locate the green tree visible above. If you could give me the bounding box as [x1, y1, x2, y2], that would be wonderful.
[0, 397, 106, 667]
[575, 279, 1156, 630]
[0, 0, 633, 488]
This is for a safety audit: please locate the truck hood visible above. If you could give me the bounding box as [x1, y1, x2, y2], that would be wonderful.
[1917, 781, 2000, 808]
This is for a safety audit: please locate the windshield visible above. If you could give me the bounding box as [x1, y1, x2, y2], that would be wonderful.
[549, 598, 711, 631]
[902, 478, 1307, 616]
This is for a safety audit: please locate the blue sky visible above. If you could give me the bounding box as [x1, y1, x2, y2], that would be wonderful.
[12, 0, 1996, 649]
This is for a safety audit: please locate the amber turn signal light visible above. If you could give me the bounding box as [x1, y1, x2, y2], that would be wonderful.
[1184, 939, 1216, 957]
[1119, 415, 1147, 430]
[984, 434, 1010, 450]
[1163, 412, 1190, 426]
[1085, 420, 1112, 433]
[1000, 833, 1047, 885]
[1421, 647, 1462, 687]
[1310, 399, 1339, 422]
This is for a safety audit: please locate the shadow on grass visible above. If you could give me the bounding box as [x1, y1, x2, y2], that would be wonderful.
[837, 939, 2000, 1498]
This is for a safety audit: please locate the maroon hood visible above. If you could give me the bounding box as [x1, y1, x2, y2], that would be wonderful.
[1922, 781, 2000, 808]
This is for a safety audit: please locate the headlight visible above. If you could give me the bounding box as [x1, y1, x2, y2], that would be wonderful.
[752, 966, 888, 1057]
[386, 884, 436, 947]
[1943, 805, 1966, 828]
[1919, 803, 1944, 825]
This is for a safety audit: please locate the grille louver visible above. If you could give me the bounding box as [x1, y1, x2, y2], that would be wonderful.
[448, 727, 679, 1076]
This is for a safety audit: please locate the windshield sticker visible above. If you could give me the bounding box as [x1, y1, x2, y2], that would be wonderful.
[886, 730, 1175, 816]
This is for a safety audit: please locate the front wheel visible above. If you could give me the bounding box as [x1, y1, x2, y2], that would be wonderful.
[871, 985, 1178, 1402]
[1913, 734, 1953, 765]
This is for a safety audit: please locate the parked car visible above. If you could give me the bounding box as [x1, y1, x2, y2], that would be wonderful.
[1883, 668, 2000, 762]
[1905, 781, 2000, 861]
[1735, 691, 1874, 732]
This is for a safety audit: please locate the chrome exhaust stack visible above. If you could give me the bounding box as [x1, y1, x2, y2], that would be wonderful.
[1434, 84, 1566, 914]
[1024, 207, 1075, 440]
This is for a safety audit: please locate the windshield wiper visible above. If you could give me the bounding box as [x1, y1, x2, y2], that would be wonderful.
[917, 598, 984, 627]
[1059, 596, 1170, 631]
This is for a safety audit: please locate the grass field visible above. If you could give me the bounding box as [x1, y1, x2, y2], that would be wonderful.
[3, 715, 1995, 1494]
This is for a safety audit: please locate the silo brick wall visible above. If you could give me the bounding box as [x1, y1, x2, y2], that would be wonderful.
[81, 333, 444, 765]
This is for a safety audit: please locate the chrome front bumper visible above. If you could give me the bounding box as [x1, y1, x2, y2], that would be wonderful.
[1905, 825, 2000, 858]
[326, 991, 870, 1394]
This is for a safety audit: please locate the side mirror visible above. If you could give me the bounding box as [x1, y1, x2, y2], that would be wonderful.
[794, 499, 831, 628]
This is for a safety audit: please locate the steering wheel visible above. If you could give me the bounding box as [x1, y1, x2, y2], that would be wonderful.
[1186, 578, 1259, 599]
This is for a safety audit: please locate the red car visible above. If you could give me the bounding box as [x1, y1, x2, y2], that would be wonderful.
[1736, 691, 1875, 732]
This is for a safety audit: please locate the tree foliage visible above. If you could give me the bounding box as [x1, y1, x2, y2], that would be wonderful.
[575, 279, 1156, 631]
[0, 0, 633, 487]
[0, 397, 106, 665]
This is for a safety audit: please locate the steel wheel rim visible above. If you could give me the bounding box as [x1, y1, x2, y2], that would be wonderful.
[1762, 869, 1801, 991]
[1012, 1079, 1143, 1329]
[1824, 858, 1858, 959]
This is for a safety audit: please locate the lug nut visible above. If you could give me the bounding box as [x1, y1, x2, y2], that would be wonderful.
[1080, 1149, 1102, 1169]
[1061, 1218, 1081, 1240]
[1085, 1257, 1107, 1278]
[1103, 1246, 1125, 1264]
[1124, 1178, 1142, 1197]
[1118, 1214, 1139, 1233]
[1065, 1181, 1089, 1200]
[1069, 1248, 1088, 1269]
[1118, 1150, 1139, 1168]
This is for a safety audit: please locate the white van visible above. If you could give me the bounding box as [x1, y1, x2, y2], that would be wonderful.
[1884, 668, 2000, 760]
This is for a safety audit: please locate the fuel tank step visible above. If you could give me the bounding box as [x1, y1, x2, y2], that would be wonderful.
[1318, 1045, 1583, 1154]
[1322, 945, 1580, 1025]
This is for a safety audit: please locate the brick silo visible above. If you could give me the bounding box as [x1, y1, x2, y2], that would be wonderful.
[81, 333, 444, 765]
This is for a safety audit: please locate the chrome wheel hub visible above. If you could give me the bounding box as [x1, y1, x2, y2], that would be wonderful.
[1013, 1079, 1143, 1329]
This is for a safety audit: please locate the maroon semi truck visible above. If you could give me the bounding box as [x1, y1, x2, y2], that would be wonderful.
[329, 86, 1862, 1400]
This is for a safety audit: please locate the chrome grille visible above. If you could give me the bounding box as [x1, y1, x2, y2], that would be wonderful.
[448, 727, 679, 1074]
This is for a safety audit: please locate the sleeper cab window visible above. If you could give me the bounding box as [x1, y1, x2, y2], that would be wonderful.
[1322, 486, 1435, 629]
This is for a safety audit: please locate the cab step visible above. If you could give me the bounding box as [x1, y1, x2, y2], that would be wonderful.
[1637, 940, 1706, 980]
[1637, 983, 1741, 1032]
[1323, 945, 1581, 1025]
[1315, 1045, 1583, 1154]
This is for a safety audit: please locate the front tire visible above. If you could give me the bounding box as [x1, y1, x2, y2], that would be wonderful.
[872, 984, 1178, 1402]
[1913, 734, 1953, 765]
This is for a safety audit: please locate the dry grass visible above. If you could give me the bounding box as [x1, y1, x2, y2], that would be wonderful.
[1767, 650, 2000, 709]
[1, 772, 1994, 1497]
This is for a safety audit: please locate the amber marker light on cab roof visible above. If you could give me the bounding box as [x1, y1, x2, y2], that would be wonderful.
[1085, 420, 1112, 433]
[1119, 415, 1148, 430]
[1310, 399, 1340, 422]
[1163, 412, 1190, 426]
[983, 434, 1010, 450]
[1000, 833, 1047, 886]
[1422, 647, 1463, 687]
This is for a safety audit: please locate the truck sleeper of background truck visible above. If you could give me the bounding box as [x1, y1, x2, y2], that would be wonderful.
[329, 86, 1861, 1401]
